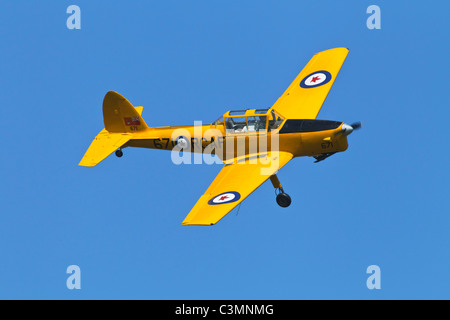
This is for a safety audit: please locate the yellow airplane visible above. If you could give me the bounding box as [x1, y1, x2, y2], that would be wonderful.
[79, 47, 361, 225]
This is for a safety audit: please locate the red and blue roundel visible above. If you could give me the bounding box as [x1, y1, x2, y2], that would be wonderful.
[208, 191, 241, 205]
[300, 70, 332, 89]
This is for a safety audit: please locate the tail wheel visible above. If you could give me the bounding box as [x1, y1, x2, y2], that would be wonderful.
[115, 149, 123, 158]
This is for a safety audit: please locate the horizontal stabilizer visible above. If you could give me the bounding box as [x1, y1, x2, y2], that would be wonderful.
[79, 129, 131, 167]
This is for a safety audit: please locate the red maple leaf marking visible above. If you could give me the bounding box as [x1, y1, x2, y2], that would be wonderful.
[218, 195, 229, 201]
[310, 76, 321, 83]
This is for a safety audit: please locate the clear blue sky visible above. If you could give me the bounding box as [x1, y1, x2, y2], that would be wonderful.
[1, 1, 449, 299]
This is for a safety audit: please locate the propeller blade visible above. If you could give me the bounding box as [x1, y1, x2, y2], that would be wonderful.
[350, 121, 362, 130]
[335, 121, 362, 137]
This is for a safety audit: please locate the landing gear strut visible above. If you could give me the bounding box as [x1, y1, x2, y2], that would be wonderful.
[270, 174, 291, 208]
[115, 149, 123, 158]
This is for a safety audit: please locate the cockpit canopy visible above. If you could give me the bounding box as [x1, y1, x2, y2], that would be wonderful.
[213, 109, 285, 134]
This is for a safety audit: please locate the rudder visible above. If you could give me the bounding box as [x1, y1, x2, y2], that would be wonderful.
[103, 91, 149, 133]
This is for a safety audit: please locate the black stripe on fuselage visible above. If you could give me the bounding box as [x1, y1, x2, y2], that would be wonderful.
[279, 119, 342, 134]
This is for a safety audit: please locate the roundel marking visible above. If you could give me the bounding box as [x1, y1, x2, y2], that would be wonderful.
[208, 191, 241, 205]
[176, 136, 189, 149]
[300, 70, 332, 89]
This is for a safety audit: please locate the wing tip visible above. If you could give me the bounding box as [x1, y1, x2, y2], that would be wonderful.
[315, 47, 349, 55]
[78, 156, 97, 167]
[182, 221, 216, 226]
[78, 161, 96, 167]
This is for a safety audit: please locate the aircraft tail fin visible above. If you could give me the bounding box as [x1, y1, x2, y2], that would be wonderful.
[79, 91, 149, 167]
[102, 91, 149, 133]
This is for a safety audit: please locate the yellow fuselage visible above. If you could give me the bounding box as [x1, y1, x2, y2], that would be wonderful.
[124, 120, 349, 161]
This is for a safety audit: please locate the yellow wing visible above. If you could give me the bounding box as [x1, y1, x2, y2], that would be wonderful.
[271, 47, 349, 119]
[182, 151, 294, 226]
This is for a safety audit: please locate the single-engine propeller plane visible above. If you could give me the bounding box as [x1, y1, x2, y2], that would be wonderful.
[79, 47, 361, 225]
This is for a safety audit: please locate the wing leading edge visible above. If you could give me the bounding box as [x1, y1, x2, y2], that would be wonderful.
[182, 152, 293, 226]
[271, 47, 349, 120]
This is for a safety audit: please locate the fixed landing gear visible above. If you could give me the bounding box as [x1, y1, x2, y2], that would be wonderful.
[276, 192, 291, 208]
[115, 149, 123, 158]
[270, 174, 291, 208]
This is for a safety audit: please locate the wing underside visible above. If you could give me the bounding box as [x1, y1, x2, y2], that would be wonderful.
[182, 151, 293, 226]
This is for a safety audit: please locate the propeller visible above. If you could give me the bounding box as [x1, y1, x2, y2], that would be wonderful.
[335, 121, 362, 136]
[350, 121, 362, 130]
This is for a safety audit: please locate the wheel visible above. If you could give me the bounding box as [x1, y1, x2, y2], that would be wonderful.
[276, 192, 291, 208]
[115, 149, 123, 158]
